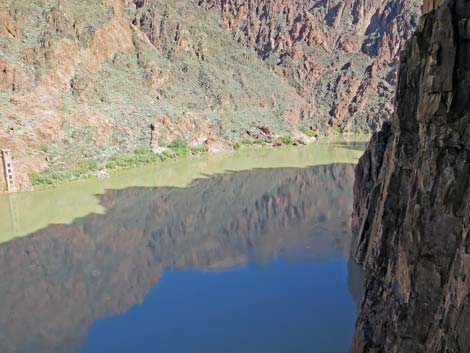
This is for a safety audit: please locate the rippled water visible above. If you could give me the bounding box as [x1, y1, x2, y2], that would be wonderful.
[0, 138, 367, 353]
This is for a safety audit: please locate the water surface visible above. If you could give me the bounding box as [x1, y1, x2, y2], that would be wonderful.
[0, 137, 366, 243]
[0, 138, 367, 353]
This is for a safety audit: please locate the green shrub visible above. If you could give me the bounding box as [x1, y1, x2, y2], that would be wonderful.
[168, 138, 189, 157]
[190, 146, 208, 155]
[253, 137, 272, 145]
[30, 157, 103, 187]
[168, 138, 188, 150]
[40, 144, 48, 153]
[30, 169, 79, 187]
[233, 141, 241, 150]
[60, 105, 73, 114]
[76, 159, 99, 172]
[30, 139, 209, 188]
[302, 129, 317, 138]
[134, 147, 149, 155]
[277, 135, 295, 145]
[29, 171, 55, 186]
[112, 153, 159, 169]
[106, 161, 117, 170]
[159, 151, 173, 161]
[331, 126, 342, 135]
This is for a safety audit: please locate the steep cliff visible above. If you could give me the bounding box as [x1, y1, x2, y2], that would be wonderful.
[351, 0, 470, 352]
[198, 0, 421, 129]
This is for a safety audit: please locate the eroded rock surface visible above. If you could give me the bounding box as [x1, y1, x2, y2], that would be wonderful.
[0, 0, 313, 189]
[0, 0, 421, 191]
[351, 0, 470, 352]
[198, 0, 422, 129]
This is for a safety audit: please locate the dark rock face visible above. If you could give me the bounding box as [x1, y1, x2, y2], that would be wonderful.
[351, 122, 392, 244]
[351, 0, 470, 352]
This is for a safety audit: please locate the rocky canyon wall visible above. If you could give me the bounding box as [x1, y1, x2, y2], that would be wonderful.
[198, 0, 421, 129]
[0, 0, 421, 191]
[0, 0, 313, 190]
[351, 0, 470, 352]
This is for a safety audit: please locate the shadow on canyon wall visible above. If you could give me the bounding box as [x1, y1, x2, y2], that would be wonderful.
[0, 163, 362, 353]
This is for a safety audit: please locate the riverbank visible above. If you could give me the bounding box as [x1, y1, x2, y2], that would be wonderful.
[0, 135, 369, 244]
[26, 132, 362, 190]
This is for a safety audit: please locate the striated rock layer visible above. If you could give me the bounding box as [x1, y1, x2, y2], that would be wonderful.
[351, 0, 470, 352]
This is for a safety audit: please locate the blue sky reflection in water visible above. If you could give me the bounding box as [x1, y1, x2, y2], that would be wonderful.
[80, 257, 358, 353]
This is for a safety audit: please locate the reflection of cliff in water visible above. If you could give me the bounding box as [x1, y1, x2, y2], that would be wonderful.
[347, 257, 366, 308]
[0, 164, 356, 353]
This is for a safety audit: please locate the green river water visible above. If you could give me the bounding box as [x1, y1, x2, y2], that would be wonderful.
[0, 137, 367, 244]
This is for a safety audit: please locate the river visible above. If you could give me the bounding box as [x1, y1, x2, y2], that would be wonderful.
[0, 137, 367, 353]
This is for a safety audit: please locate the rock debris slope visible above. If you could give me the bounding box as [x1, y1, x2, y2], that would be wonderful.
[0, 0, 311, 190]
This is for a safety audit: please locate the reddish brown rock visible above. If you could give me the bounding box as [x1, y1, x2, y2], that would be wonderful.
[259, 124, 273, 137]
[0, 57, 21, 91]
[0, 0, 315, 191]
[423, 0, 446, 14]
[0, 13, 19, 39]
[0, 0, 421, 191]
[198, 0, 421, 129]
